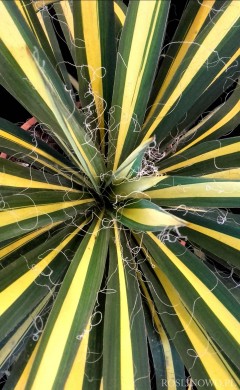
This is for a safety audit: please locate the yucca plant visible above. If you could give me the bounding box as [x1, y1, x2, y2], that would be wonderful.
[0, 0, 240, 389]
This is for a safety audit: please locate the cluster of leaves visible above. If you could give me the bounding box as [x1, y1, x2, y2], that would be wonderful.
[0, 1, 240, 389]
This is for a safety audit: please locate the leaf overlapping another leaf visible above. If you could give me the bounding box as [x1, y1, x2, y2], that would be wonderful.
[0, 0, 240, 389]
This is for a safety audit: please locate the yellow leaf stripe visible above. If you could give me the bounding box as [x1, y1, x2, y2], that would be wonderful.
[209, 47, 240, 88]
[120, 206, 185, 228]
[64, 321, 91, 389]
[175, 101, 240, 155]
[32, 54, 99, 182]
[0, 2, 53, 110]
[68, 74, 79, 91]
[0, 219, 89, 316]
[159, 141, 240, 174]
[155, 265, 239, 389]
[113, 1, 162, 171]
[138, 276, 176, 390]
[55, 0, 125, 41]
[15, 0, 43, 48]
[114, 221, 135, 390]
[136, 240, 240, 387]
[203, 168, 240, 180]
[80, 1, 105, 149]
[0, 129, 85, 185]
[15, 339, 40, 390]
[0, 2, 99, 184]
[113, 137, 154, 184]
[142, 1, 240, 142]
[176, 107, 219, 146]
[147, 232, 240, 345]
[55, 114, 99, 183]
[144, 0, 216, 129]
[113, 176, 166, 198]
[186, 222, 240, 251]
[33, 0, 58, 11]
[31, 216, 102, 389]
[114, 1, 126, 25]
[145, 181, 240, 200]
[0, 290, 52, 367]
[0, 198, 93, 228]
[58, 0, 74, 41]
[14, 0, 30, 26]
[37, 11, 52, 47]
[54, 0, 125, 44]
[0, 221, 60, 261]
[0, 172, 79, 193]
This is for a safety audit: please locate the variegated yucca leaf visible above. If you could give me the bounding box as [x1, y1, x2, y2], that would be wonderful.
[0, 1, 239, 389]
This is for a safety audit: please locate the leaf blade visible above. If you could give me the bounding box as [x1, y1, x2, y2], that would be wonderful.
[25, 216, 109, 389]
[108, 0, 170, 170]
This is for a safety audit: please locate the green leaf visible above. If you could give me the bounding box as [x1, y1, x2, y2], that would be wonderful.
[139, 232, 240, 369]
[139, 277, 186, 390]
[148, 0, 217, 108]
[0, 117, 86, 186]
[172, 209, 240, 269]
[73, 0, 116, 153]
[148, 2, 239, 144]
[173, 84, 240, 154]
[0, 191, 94, 241]
[139, 257, 240, 388]
[25, 216, 109, 389]
[110, 137, 154, 185]
[121, 175, 240, 208]
[103, 224, 150, 390]
[18, 0, 57, 69]
[142, 1, 240, 144]
[81, 297, 105, 390]
[113, 173, 240, 208]
[0, 290, 55, 376]
[114, 1, 126, 38]
[158, 137, 240, 176]
[0, 219, 89, 341]
[0, 158, 79, 194]
[2, 333, 40, 390]
[108, 0, 170, 171]
[0, 221, 62, 264]
[1, 1, 240, 388]
[117, 199, 185, 232]
[0, 1, 106, 189]
[37, 7, 74, 94]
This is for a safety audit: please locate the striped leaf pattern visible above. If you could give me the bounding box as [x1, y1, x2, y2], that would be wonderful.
[142, 1, 240, 146]
[0, 1, 239, 389]
[108, 0, 170, 170]
[103, 226, 150, 390]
